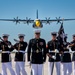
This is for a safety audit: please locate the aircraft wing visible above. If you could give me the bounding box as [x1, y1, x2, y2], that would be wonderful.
[0, 19, 34, 22]
[0, 19, 34, 24]
[0, 18, 75, 22]
[0, 19, 18, 21]
[0, 18, 75, 24]
[41, 18, 75, 23]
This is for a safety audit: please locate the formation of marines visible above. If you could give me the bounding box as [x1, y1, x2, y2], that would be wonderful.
[0, 30, 75, 75]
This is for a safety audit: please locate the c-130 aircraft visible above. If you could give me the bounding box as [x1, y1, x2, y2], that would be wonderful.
[0, 10, 75, 28]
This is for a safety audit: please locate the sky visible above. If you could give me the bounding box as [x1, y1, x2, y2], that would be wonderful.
[0, 0, 75, 44]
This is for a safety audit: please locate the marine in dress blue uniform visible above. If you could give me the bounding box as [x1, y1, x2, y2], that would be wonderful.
[46, 32, 61, 75]
[14, 34, 27, 75]
[70, 34, 75, 74]
[27, 30, 46, 75]
[60, 35, 72, 75]
[0, 34, 15, 75]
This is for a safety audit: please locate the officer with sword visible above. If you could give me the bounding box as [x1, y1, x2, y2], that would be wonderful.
[27, 30, 46, 75]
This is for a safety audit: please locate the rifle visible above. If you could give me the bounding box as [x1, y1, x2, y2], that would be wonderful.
[69, 43, 75, 47]
[0, 37, 11, 46]
[14, 39, 19, 43]
[14, 39, 20, 52]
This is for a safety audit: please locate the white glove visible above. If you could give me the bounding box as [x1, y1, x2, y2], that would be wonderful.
[28, 62, 31, 67]
[69, 48, 72, 53]
[67, 46, 72, 53]
[52, 56, 56, 60]
[55, 49, 59, 53]
[8, 45, 11, 48]
[28, 62, 31, 65]
[67, 46, 69, 49]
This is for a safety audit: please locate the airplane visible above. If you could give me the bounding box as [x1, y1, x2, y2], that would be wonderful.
[0, 10, 75, 28]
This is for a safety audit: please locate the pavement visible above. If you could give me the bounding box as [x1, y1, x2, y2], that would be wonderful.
[0, 53, 74, 75]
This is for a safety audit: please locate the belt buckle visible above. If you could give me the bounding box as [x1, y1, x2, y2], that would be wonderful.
[2, 51, 4, 53]
[36, 49, 39, 53]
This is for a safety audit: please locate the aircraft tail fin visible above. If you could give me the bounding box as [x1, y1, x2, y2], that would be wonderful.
[36, 10, 38, 19]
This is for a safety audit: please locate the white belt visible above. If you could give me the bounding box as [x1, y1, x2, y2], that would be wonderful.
[49, 51, 74, 53]
[17, 50, 25, 53]
[2, 51, 10, 53]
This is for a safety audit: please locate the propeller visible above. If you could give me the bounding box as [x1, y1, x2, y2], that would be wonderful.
[45, 17, 50, 24]
[13, 16, 20, 24]
[25, 17, 31, 25]
[56, 17, 61, 24]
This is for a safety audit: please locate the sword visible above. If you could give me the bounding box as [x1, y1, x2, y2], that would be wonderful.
[51, 41, 57, 75]
[14, 39, 20, 53]
[51, 50, 57, 75]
